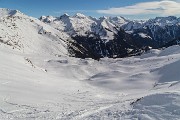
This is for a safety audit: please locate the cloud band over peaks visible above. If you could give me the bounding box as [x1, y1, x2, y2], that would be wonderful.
[97, 0, 180, 16]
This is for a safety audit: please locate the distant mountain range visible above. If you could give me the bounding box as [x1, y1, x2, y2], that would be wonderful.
[40, 13, 180, 59]
[0, 8, 180, 59]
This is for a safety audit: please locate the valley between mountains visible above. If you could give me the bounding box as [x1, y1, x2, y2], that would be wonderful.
[1, 8, 180, 119]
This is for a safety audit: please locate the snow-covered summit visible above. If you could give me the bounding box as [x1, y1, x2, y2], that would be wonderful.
[73, 13, 87, 18]
[109, 16, 129, 27]
[40, 13, 96, 37]
[0, 8, 23, 17]
[39, 15, 56, 23]
[59, 13, 70, 19]
[40, 14, 127, 40]
[0, 8, 69, 56]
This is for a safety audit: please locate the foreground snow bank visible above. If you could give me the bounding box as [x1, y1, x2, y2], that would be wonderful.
[85, 93, 180, 120]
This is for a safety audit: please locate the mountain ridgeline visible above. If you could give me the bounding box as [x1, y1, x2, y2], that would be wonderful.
[40, 14, 180, 59]
[0, 8, 180, 59]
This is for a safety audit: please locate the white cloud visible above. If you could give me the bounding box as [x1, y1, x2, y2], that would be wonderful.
[97, 0, 180, 16]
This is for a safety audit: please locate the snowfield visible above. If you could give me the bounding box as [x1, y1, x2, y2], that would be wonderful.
[1, 8, 180, 120]
[1, 44, 180, 120]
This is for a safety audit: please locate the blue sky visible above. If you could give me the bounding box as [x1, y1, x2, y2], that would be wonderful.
[0, 0, 180, 19]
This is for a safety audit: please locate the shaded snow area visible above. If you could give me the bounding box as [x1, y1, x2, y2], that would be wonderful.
[1, 44, 180, 120]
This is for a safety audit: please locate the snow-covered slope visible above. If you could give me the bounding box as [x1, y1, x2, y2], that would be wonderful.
[0, 8, 23, 17]
[1, 36, 180, 120]
[0, 8, 69, 56]
[1, 8, 180, 119]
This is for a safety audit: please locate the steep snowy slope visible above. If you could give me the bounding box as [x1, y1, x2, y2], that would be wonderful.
[0, 8, 69, 56]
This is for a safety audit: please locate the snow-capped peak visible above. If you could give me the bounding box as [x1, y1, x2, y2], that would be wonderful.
[0, 8, 22, 17]
[109, 16, 129, 27]
[38, 13, 180, 47]
[39, 15, 56, 23]
[59, 13, 70, 21]
[99, 16, 108, 21]
[73, 13, 87, 18]
[0, 8, 69, 56]
[60, 13, 70, 19]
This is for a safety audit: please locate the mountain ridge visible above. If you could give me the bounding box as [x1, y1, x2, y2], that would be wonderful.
[1, 8, 180, 120]
[1, 8, 180, 59]
[40, 13, 180, 48]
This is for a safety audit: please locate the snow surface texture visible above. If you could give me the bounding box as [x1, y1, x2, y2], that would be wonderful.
[1, 8, 180, 120]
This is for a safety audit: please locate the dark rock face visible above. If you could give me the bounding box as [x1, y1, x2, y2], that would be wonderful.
[123, 17, 180, 48]
[163, 37, 180, 48]
[68, 29, 142, 60]
[132, 25, 180, 48]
